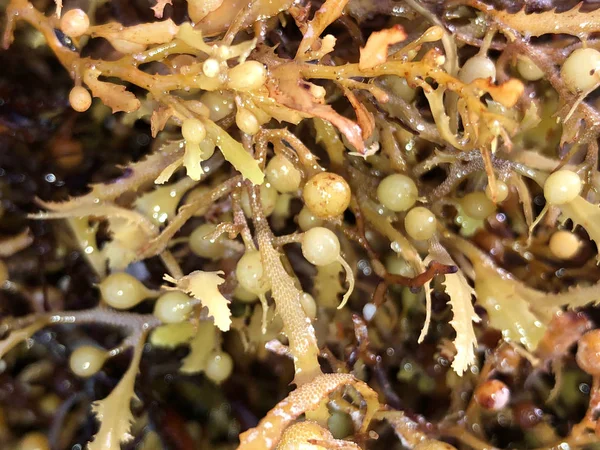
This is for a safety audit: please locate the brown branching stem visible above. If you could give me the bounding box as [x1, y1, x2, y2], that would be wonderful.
[6, 307, 159, 334]
[138, 176, 241, 259]
[373, 261, 457, 306]
[388, 260, 457, 291]
[348, 315, 404, 409]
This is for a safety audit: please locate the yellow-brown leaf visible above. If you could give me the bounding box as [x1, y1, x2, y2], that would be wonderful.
[359, 26, 407, 70]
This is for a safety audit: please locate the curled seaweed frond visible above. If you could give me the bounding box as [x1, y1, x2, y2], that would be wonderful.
[238, 373, 378, 450]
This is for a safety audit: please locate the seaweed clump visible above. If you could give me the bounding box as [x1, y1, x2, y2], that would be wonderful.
[2, 0, 600, 449]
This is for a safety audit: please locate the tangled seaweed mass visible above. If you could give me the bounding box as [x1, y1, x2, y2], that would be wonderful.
[4, 0, 600, 448]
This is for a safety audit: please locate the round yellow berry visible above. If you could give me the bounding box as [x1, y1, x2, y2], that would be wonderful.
[377, 173, 418, 212]
[517, 56, 544, 81]
[182, 118, 207, 144]
[69, 345, 107, 378]
[485, 180, 509, 203]
[236, 251, 270, 295]
[302, 227, 340, 266]
[549, 230, 581, 260]
[241, 183, 278, 217]
[205, 351, 234, 384]
[462, 191, 496, 220]
[459, 55, 496, 84]
[543, 170, 581, 205]
[405, 207, 437, 240]
[69, 86, 92, 112]
[99, 272, 150, 310]
[297, 206, 324, 231]
[189, 223, 226, 259]
[233, 284, 258, 303]
[154, 291, 193, 323]
[235, 108, 260, 135]
[202, 58, 220, 78]
[378, 75, 416, 102]
[299, 292, 317, 319]
[200, 91, 235, 121]
[228, 61, 267, 91]
[561, 48, 600, 93]
[60, 9, 89, 38]
[303, 172, 351, 218]
[266, 155, 302, 194]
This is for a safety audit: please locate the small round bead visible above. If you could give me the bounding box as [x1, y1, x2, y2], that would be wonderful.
[39, 394, 61, 416]
[378, 75, 416, 102]
[385, 254, 414, 277]
[561, 48, 600, 93]
[235, 108, 260, 135]
[69, 86, 92, 112]
[241, 183, 278, 217]
[513, 401, 543, 429]
[543, 170, 581, 205]
[299, 292, 317, 319]
[485, 180, 509, 203]
[236, 251, 270, 295]
[202, 58, 220, 78]
[154, 291, 193, 323]
[311, 85, 326, 100]
[328, 411, 353, 439]
[303, 172, 351, 218]
[576, 329, 600, 375]
[462, 192, 496, 220]
[297, 206, 324, 231]
[517, 56, 544, 81]
[494, 344, 521, 375]
[189, 223, 226, 259]
[474, 379, 511, 410]
[150, 322, 195, 347]
[404, 207, 437, 241]
[459, 55, 496, 84]
[266, 154, 302, 193]
[233, 284, 258, 303]
[200, 91, 235, 121]
[181, 118, 207, 144]
[216, 46, 231, 60]
[69, 345, 107, 378]
[19, 432, 50, 450]
[99, 272, 149, 309]
[60, 9, 89, 38]
[302, 227, 340, 266]
[377, 173, 418, 212]
[549, 230, 581, 260]
[228, 61, 267, 91]
[136, 183, 186, 226]
[205, 351, 234, 384]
